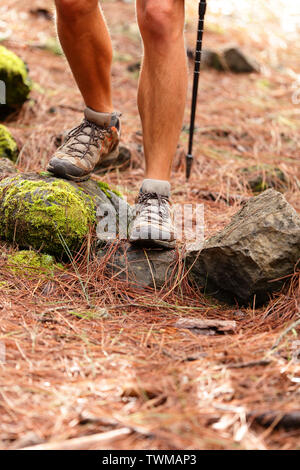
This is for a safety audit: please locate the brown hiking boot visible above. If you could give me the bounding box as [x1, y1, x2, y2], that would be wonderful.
[47, 107, 121, 181]
[129, 179, 176, 249]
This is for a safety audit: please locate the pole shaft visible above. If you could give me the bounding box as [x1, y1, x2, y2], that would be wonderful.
[188, 0, 206, 156]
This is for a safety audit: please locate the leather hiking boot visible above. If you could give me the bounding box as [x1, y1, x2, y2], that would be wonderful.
[47, 107, 121, 181]
[129, 179, 176, 249]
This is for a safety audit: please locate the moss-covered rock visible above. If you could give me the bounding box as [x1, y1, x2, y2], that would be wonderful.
[7, 250, 58, 276]
[0, 45, 32, 118]
[97, 181, 123, 199]
[0, 124, 18, 161]
[0, 174, 96, 256]
[239, 164, 289, 193]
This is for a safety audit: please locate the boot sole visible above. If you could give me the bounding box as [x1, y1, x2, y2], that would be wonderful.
[129, 237, 176, 250]
[47, 145, 120, 182]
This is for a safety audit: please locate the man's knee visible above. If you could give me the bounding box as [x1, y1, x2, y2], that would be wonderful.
[137, 0, 184, 43]
[55, 0, 99, 18]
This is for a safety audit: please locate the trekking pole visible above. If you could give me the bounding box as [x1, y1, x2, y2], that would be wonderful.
[186, 0, 207, 180]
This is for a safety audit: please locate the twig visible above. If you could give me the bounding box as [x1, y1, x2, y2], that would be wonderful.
[20, 427, 131, 450]
[224, 359, 271, 369]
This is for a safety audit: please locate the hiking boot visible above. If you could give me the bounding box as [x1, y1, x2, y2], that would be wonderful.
[47, 107, 121, 181]
[129, 179, 176, 249]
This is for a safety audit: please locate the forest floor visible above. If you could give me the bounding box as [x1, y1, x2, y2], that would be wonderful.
[0, 0, 299, 450]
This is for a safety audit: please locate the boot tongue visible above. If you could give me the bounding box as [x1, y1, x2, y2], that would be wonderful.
[140, 179, 171, 198]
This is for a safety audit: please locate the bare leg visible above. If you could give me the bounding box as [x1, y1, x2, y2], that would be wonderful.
[136, 0, 187, 181]
[54, 0, 113, 113]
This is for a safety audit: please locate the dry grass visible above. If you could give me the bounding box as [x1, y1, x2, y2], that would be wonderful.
[0, 0, 299, 450]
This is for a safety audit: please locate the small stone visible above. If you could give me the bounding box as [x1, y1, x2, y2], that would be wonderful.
[223, 47, 260, 74]
[186, 189, 300, 305]
[202, 49, 226, 71]
[127, 62, 140, 73]
[187, 48, 226, 71]
[29, 8, 53, 21]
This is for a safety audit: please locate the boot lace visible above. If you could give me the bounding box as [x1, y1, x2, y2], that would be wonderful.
[64, 119, 109, 159]
[137, 192, 170, 220]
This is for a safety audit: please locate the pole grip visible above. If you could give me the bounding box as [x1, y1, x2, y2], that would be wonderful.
[199, 0, 207, 17]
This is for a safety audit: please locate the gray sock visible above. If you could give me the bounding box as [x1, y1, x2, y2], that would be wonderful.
[84, 107, 120, 128]
[140, 179, 171, 198]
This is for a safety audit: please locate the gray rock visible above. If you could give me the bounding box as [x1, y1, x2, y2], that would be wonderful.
[186, 189, 300, 305]
[0, 157, 17, 177]
[202, 49, 226, 71]
[98, 242, 177, 289]
[187, 47, 225, 71]
[188, 47, 260, 74]
[223, 47, 260, 74]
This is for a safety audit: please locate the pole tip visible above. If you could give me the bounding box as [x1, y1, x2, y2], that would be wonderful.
[186, 153, 193, 181]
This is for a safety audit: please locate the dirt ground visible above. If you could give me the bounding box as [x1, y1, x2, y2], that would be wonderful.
[0, 0, 299, 450]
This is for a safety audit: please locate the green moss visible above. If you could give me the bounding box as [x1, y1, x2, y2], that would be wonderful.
[0, 125, 18, 162]
[0, 45, 32, 113]
[39, 171, 53, 177]
[7, 250, 58, 276]
[97, 180, 123, 199]
[0, 175, 96, 256]
[240, 164, 288, 193]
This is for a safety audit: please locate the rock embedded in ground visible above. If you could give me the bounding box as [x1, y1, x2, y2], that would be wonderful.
[0, 124, 18, 161]
[188, 46, 259, 74]
[0, 45, 32, 118]
[223, 47, 260, 73]
[0, 173, 128, 257]
[0, 157, 17, 176]
[187, 47, 225, 71]
[98, 242, 178, 289]
[201, 49, 226, 71]
[186, 189, 300, 305]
